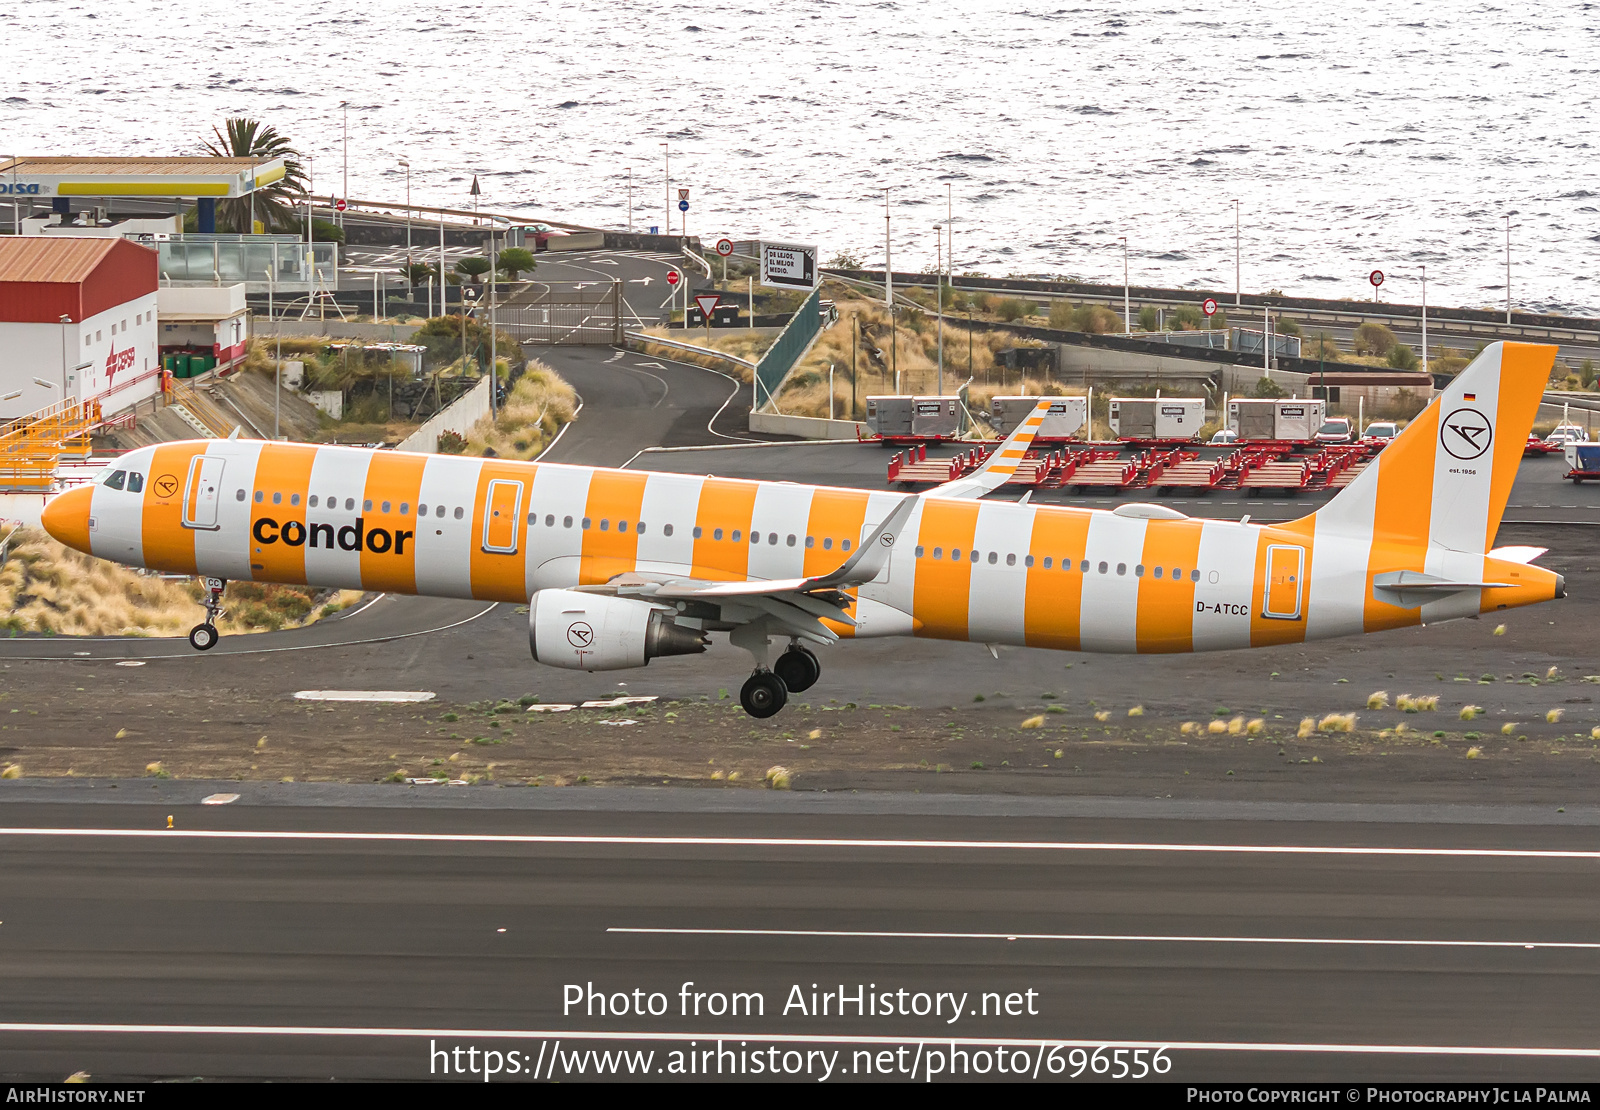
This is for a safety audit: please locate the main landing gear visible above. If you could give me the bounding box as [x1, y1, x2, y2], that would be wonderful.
[738, 645, 822, 719]
[188, 577, 226, 652]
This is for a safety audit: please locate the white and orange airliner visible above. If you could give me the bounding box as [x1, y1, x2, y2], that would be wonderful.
[41, 341, 1562, 717]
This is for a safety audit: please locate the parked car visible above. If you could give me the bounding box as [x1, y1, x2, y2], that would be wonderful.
[1360, 421, 1399, 446]
[1314, 418, 1354, 444]
[1208, 428, 1238, 445]
[517, 222, 572, 251]
[1545, 424, 1589, 446]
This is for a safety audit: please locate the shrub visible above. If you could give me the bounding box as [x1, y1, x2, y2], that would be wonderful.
[1170, 306, 1203, 331]
[1253, 376, 1286, 399]
[311, 218, 344, 244]
[1048, 301, 1075, 330]
[1459, 705, 1482, 721]
[997, 298, 1031, 322]
[437, 430, 467, 455]
[1137, 305, 1160, 331]
[826, 250, 861, 269]
[1367, 691, 1389, 710]
[1072, 304, 1122, 333]
[1275, 317, 1302, 337]
[496, 247, 537, 280]
[1387, 345, 1420, 371]
[1353, 321, 1398, 357]
[1318, 713, 1357, 733]
[454, 256, 492, 283]
[1306, 332, 1343, 362]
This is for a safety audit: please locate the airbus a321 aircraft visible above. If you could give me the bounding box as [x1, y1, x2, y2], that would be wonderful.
[41, 341, 1562, 718]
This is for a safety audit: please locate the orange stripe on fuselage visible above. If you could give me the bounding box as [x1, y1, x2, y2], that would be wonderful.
[249, 443, 318, 585]
[1135, 517, 1205, 653]
[359, 451, 428, 594]
[913, 498, 980, 640]
[1486, 344, 1552, 551]
[468, 460, 534, 602]
[1364, 405, 1439, 632]
[1248, 517, 1313, 647]
[1023, 506, 1091, 651]
[802, 486, 871, 637]
[140, 443, 202, 575]
[581, 469, 648, 584]
[691, 478, 757, 581]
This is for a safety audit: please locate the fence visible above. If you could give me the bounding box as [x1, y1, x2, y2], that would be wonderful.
[754, 287, 822, 411]
[498, 282, 624, 345]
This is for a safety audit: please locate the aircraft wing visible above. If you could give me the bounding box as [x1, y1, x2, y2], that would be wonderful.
[926, 399, 1052, 499]
[604, 496, 920, 644]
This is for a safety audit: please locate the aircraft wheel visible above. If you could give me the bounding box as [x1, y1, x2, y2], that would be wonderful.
[188, 623, 219, 652]
[740, 671, 788, 719]
[774, 647, 820, 693]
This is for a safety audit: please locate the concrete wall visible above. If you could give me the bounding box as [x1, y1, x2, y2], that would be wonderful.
[255, 319, 419, 342]
[748, 411, 870, 440]
[1050, 342, 1219, 390]
[396, 376, 492, 454]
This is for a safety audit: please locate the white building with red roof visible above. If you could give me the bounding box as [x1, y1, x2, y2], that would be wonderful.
[0, 236, 161, 420]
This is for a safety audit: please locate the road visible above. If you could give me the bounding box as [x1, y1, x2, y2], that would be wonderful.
[2, 786, 1599, 1081]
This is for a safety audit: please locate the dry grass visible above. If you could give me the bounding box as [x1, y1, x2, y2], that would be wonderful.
[1396, 694, 1438, 713]
[1127, 705, 1144, 717]
[1318, 713, 1357, 733]
[765, 765, 792, 790]
[1502, 722, 1517, 735]
[1180, 722, 1197, 734]
[1207, 720, 1228, 735]
[1298, 717, 1316, 738]
[1020, 715, 1045, 729]
[1246, 719, 1264, 735]
[0, 528, 350, 637]
[1465, 746, 1482, 759]
[1367, 691, 1389, 710]
[1547, 708, 1564, 723]
[635, 329, 772, 385]
[462, 360, 578, 461]
[1460, 705, 1482, 721]
[774, 286, 1038, 421]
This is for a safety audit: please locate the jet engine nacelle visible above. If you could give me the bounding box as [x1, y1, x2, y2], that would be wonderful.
[529, 589, 708, 672]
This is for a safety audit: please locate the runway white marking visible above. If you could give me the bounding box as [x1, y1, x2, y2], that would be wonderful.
[200, 794, 239, 806]
[609, 927, 1600, 950]
[3, 828, 1600, 860]
[292, 691, 437, 703]
[0, 1023, 1594, 1058]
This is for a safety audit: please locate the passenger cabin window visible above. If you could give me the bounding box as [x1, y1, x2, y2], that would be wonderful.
[662, 524, 672, 537]
[236, 489, 246, 501]
[104, 470, 126, 491]
[309, 495, 319, 508]
[454, 507, 465, 520]
[437, 505, 446, 518]
[842, 539, 851, 552]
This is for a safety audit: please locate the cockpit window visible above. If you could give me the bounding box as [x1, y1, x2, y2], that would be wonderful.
[126, 472, 144, 493]
[104, 470, 126, 491]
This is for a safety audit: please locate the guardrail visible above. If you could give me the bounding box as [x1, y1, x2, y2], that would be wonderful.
[623, 331, 756, 373]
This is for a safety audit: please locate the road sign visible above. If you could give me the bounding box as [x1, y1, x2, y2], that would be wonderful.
[1202, 298, 1218, 317]
[1369, 269, 1385, 288]
[715, 238, 734, 257]
[678, 199, 689, 212]
[759, 241, 818, 291]
[666, 270, 680, 286]
[678, 187, 689, 201]
[649, 225, 659, 235]
[694, 293, 721, 321]
[334, 198, 347, 212]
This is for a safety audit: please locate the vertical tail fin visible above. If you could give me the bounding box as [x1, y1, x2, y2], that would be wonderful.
[1313, 341, 1556, 554]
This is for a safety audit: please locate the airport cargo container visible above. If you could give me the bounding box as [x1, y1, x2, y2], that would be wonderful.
[1227, 398, 1326, 441]
[990, 396, 1087, 439]
[1108, 397, 1204, 440]
[866, 395, 962, 440]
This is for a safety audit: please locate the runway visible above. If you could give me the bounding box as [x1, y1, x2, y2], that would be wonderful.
[2, 786, 1599, 1080]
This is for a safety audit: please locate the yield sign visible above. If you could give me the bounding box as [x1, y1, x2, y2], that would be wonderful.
[694, 293, 721, 319]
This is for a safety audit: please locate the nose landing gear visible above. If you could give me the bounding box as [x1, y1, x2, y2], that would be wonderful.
[188, 577, 226, 652]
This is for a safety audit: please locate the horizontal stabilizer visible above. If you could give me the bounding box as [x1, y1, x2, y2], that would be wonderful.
[1372, 569, 1510, 609]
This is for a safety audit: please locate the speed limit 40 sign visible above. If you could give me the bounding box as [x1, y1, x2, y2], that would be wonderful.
[715, 238, 734, 257]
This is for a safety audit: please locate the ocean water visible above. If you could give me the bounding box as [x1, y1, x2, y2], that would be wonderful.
[2, 0, 1597, 313]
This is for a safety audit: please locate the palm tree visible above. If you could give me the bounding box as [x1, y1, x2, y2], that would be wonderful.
[202, 118, 307, 233]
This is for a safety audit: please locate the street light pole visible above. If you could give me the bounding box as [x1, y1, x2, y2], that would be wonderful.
[1119, 236, 1129, 333]
[399, 159, 411, 278]
[934, 223, 943, 395]
[1421, 265, 1429, 375]
[660, 143, 669, 237]
[1504, 213, 1512, 325]
[627, 167, 632, 233]
[1233, 199, 1241, 307]
[340, 101, 348, 228]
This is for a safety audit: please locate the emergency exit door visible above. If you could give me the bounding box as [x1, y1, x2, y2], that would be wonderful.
[1262, 544, 1304, 620]
[182, 455, 225, 530]
[481, 480, 524, 554]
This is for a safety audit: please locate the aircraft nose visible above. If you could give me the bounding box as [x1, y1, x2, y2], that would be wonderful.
[41, 484, 94, 553]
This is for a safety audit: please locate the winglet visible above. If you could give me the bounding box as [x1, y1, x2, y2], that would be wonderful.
[928, 399, 1051, 499]
[810, 495, 918, 589]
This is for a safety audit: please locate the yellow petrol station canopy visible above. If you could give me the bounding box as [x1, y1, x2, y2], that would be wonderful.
[0, 157, 286, 199]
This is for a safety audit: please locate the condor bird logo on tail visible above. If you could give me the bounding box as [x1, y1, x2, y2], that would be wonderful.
[1441, 408, 1493, 461]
